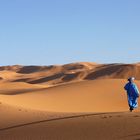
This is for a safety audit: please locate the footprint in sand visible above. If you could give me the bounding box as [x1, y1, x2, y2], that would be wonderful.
[133, 115, 140, 117]
[101, 116, 108, 119]
[116, 115, 121, 117]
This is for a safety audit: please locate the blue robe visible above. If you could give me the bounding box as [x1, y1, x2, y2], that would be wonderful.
[124, 82, 139, 109]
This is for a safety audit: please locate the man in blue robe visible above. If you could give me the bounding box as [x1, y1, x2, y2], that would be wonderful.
[124, 77, 139, 112]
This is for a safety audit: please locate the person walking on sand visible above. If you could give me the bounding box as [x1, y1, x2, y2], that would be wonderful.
[124, 77, 140, 112]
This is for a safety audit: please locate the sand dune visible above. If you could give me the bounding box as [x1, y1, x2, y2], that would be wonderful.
[0, 62, 140, 86]
[0, 102, 85, 130]
[0, 111, 140, 140]
[0, 79, 132, 112]
[0, 62, 140, 139]
[0, 82, 47, 95]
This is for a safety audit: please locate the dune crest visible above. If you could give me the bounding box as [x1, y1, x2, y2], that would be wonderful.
[0, 62, 139, 87]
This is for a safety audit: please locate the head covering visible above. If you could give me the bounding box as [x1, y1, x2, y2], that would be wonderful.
[128, 77, 135, 82]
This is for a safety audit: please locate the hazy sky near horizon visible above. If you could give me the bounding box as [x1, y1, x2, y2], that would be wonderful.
[0, 0, 140, 65]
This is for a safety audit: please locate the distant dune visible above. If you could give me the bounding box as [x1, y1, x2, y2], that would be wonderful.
[0, 62, 140, 140]
[0, 62, 140, 87]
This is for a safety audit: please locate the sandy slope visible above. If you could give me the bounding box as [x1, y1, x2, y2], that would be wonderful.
[0, 62, 140, 140]
[0, 79, 135, 112]
[0, 102, 85, 130]
[0, 111, 140, 140]
[0, 79, 140, 139]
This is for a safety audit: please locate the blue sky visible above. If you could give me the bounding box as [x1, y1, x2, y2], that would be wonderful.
[0, 0, 140, 65]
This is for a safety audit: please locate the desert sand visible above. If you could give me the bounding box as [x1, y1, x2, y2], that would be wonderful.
[0, 62, 140, 140]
